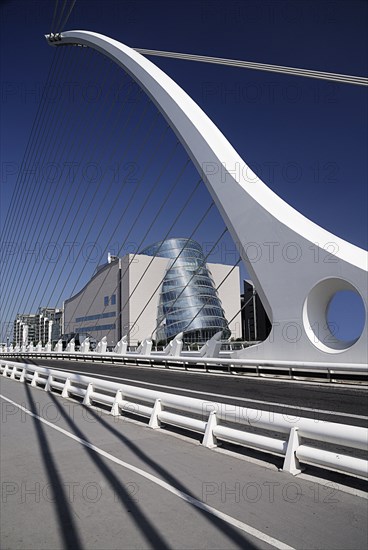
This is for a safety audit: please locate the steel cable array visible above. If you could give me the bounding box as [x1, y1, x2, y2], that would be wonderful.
[1, 47, 79, 330]
[51, 0, 77, 35]
[1, 37, 250, 349]
[134, 48, 368, 86]
[2, 49, 98, 321]
[2, 48, 109, 327]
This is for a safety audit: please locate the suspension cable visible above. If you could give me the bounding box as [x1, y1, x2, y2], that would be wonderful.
[134, 48, 368, 86]
[181, 257, 242, 336]
[124, 203, 215, 340]
[22, 54, 120, 322]
[67, 152, 193, 340]
[27, 69, 144, 318]
[53, 101, 165, 325]
[1, 47, 75, 322]
[227, 292, 257, 328]
[58, 0, 77, 32]
[50, 0, 59, 34]
[54, 0, 67, 34]
[2, 48, 95, 325]
[65, 125, 176, 319]
[103, 157, 191, 313]
[147, 227, 228, 340]
[67, 182, 210, 340]
[0, 49, 60, 252]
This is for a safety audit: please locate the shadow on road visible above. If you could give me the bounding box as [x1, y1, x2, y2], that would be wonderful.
[80, 400, 258, 548]
[24, 382, 84, 549]
[23, 374, 260, 548]
[45, 390, 171, 549]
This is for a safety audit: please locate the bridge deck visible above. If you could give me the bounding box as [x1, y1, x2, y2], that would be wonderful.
[1, 376, 367, 550]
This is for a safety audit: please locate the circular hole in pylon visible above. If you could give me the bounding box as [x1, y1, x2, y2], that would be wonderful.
[302, 278, 366, 353]
[326, 290, 366, 343]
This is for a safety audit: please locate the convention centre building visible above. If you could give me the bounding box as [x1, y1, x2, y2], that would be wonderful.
[63, 238, 241, 347]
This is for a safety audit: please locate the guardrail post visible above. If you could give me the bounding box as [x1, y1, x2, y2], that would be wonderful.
[202, 411, 218, 448]
[111, 389, 123, 416]
[149, 399, 162, 429]
[83, 383, 94, 406]
[45, 375, 52, 392]
[61, 378, 71, 398]
[2, 364, 9, 377]
[31, 371, 39, 387]
[282, 426, 303, 475]
[20, 368, 26, 382]
[10, 367, 16, 379]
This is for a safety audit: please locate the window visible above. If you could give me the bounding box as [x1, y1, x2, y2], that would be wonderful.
[111, 294, 116, 305]
[104, 296, 109, 307]
[76, 312, 116, 323]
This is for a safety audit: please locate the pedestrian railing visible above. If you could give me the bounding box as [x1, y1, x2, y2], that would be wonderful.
[1, 359, 367, 479]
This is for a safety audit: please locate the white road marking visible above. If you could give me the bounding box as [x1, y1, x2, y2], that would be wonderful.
[44, 365, 368, 421]
[0, 393, 294, 550]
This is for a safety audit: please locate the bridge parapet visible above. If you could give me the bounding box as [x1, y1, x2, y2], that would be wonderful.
[1, 358, 367, 480]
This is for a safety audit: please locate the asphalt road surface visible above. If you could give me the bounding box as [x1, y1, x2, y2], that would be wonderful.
[11, 357, 368, 427]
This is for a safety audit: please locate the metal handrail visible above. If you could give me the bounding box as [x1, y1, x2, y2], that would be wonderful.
[1, 359, 367, 479]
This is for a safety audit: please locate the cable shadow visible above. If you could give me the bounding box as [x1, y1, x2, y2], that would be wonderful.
[70, 396, 258, 548]
[46, 390, 170, 549]
[23, 382, 84, 549]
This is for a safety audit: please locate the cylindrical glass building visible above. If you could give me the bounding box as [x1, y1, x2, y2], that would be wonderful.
[140, 238, 230, 344]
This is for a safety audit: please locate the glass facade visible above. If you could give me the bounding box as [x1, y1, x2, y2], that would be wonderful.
[140, 238, 230, 344]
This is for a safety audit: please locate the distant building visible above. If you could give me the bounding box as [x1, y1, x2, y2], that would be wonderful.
[14, 314, 37, 346]
[13, 307, 63, 346]
[241, 280, 271, 341]
[42, 307, 63, 345]
[63, 238, 241, 347]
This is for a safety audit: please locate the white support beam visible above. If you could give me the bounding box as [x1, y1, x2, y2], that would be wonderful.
[47, 30, 367, 366]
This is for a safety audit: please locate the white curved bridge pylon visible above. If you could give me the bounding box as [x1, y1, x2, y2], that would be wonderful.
[48, 31, 367, 365]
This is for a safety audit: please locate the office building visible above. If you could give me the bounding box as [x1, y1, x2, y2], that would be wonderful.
[241, 280, 271, 341]
[63, 239, 241, 346]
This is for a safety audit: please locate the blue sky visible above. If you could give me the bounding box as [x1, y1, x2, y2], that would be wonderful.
[0, 0, 367, 341]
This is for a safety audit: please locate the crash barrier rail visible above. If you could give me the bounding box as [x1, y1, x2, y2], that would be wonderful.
[1, 359, 367, 479]
[1, 351, 367, 382]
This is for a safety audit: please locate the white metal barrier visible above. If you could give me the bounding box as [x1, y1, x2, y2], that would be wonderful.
[0, 349, 367, 382]
[1, 359, 367, 479]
